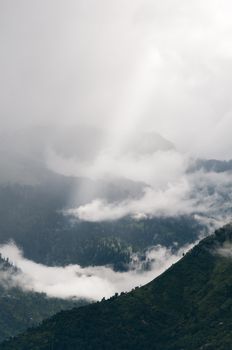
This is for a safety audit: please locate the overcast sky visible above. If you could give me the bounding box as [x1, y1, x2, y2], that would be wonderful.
[1, 0, 232, 159]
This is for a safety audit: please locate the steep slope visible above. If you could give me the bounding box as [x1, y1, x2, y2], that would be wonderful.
[2, 224, 232, 350]
[0, 255, 87, 342]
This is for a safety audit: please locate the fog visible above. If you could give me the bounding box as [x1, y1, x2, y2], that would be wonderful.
[1, 0, 232, 155]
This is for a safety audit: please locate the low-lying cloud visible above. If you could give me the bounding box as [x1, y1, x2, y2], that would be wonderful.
[66, 181, 194, 221]
[64, 157, 232, 223]
[0, 242, 194, 301]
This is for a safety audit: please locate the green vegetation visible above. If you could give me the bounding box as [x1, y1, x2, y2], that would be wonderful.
[0, 255, 87, 342]
[2, 224, 232, 349]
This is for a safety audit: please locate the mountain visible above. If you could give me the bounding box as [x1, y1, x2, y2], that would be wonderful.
[2, 224, 232, 350]
[0, 255, 87, 343]
[0, 183, 204, 270]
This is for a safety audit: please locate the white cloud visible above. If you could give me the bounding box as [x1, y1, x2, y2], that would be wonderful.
[65, 180, 194, 221]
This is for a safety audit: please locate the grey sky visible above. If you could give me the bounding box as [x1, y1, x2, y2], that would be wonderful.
[1, 0, 232, 159]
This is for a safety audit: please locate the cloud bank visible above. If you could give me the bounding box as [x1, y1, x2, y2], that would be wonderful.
[0, 242, 194, 301]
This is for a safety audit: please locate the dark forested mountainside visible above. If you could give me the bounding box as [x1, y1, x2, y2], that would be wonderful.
[189, 158, 232, 173]
[0, 255, 87, 343]
[0, 184, 204, 270]
[3, 224, 232, 350]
